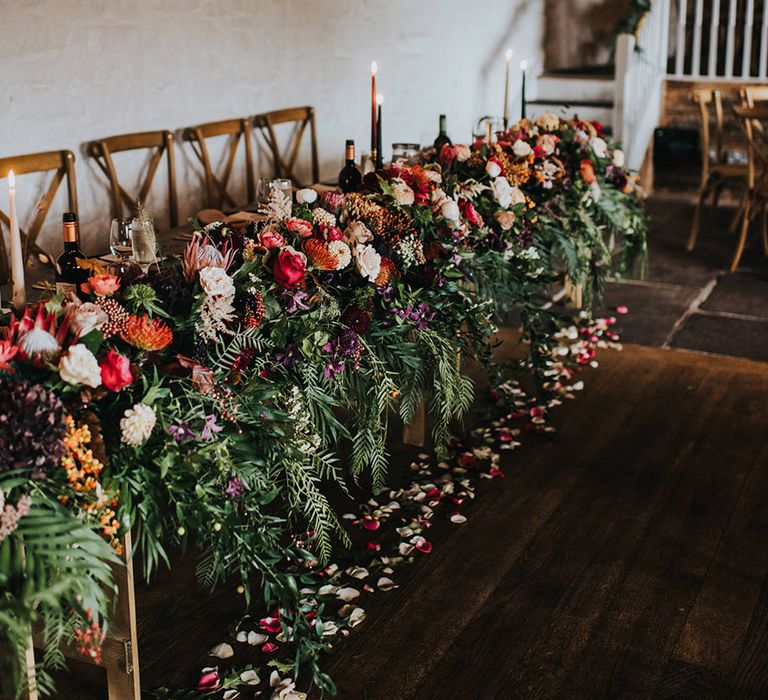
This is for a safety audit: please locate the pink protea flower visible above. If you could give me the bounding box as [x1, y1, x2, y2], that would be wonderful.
[182, 235, 236, 282]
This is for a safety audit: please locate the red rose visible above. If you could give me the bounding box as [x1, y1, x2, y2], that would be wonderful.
[99, 349, 133, 391]
[286, 217, 314, 238]
[273, 246, 307, 288]
[458, 200, 482, 226]
[580, 159, 597, 185]
[324, 225, 344, 241]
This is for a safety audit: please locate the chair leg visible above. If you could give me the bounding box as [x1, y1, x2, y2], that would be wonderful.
[688, 184, 710, 251]
[711, 181, 725, 216]
[730, 199, 752, 272]
[762, 203, 768, 257]
[729, 191, 747, 235]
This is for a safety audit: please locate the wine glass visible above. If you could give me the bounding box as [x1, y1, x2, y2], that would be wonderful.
[109, 218, 133, 272]
[268, 178, 293, 201]
[130, 217, 157, 274]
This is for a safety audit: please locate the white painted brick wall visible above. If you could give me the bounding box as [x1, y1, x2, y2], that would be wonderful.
[0, 0, 543, 255]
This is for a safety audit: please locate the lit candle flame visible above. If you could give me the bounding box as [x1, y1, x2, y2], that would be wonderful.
[505, 49, 514, 62]
[376, 92, 384, 106]
[371, 61, 378, 75]
[520, 59, 528, 71]
[8, 169, 15, 190]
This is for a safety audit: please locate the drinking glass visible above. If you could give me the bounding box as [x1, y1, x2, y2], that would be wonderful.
[109, 218, 133, 271]
[130, 217, 157, 273]
[391, 143, 421, 165]
[269, 178, 293, 201]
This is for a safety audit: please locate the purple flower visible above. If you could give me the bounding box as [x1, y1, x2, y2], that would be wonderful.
[201, 414, 224, 441]
[280, 288, 310, 314]
[169, 422, 195, 443]
[391, 302, 435, 331]
[225, 476, 244, 498]
[275, 342, 301, 367]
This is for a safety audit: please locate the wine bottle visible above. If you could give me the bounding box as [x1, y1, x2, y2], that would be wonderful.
[55, 212, 89, 297]
[338, 140, 362, 193]
[433, 114, 452, 156]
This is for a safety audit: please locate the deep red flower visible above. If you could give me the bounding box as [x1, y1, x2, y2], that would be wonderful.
[273, 247, 307, 288]
[99, 349, 133, 391]
[196, 670, 220, 692]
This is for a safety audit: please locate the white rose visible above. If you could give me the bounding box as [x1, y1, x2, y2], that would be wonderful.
[58, 344, 102, 388]
[199, 266, 235, 298]
[354, 244, 382, 283]
[509, 185, 526, 206]
[491, 176, 513, 209]
[513, 140, 532, 158]
[392, 179, 415, 206]
[70, 302, 108, 337]
[440, 199, 461, 225]
[590, 137, 608, 159]
[455, 144, 471, 161]
[612, 149, 625, 168]
[344, 221, 373, 246]
[485, 160, 502, 178]
[296, 188, 318, 204]
[120, 403, 157, 447]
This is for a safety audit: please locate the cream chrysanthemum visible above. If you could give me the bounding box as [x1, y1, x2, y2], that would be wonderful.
[120, 403, 156, 447]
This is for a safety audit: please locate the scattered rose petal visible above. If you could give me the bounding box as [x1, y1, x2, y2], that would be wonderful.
[450, 512, 467, 524]
[260, 616, 282, 633]
[240, 669, 260, 685]
[322, 621, 339, 636]
[236, 630, 248, 643]
[318, 584, 338, 596]
[346, 566, 369, 579]
[223, 690, 239, 700]
[262, 641, 278, 653]
[248, 631, 268, 646]
[336, 587, 361, 601]
[616, 305, 628, 314]
[348, 607, 366, 627]
[208, 643, 234, 659]
[377, 577, 398, 591]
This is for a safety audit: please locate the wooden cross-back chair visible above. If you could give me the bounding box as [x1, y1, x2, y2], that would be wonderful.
[253, 106, 319, 187]
[687, 89, 749, 253]
[741, 86, 768, 108]
[183, 118, 255, 210]
[0, 150, 78, 280]
[730, 105, 768, 271]
[86, 131, 178, 229]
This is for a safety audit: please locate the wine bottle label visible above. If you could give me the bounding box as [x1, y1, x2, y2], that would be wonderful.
[55, 281, 77, 296]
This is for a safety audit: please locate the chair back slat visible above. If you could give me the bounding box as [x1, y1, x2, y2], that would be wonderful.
[86, 130, 178, 228]
[253, 106, 319, 187]
[0, 149, 78, 280]
[182, 118, 254, 210]
[734, 106, 768, 189]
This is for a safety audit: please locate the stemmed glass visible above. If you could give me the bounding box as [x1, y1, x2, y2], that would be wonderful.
[109, 217, 133, 272]
[130, 217, 157, 274]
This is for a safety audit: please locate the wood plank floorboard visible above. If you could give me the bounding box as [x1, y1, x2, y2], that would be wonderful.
[326, 345, 768, 700]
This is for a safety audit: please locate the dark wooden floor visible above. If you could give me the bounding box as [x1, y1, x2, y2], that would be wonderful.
[325, 344, 768, 699]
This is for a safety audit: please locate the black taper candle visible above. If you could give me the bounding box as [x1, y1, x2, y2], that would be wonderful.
[376, 103, 383, 169]
[521, 64, 527, 120]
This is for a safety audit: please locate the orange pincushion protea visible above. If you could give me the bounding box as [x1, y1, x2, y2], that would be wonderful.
[120, 314, 173, 351]
[302, 238, 351, 271]
[374, 257, 397, 286]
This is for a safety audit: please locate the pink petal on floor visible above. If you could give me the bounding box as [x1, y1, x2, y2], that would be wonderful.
[261, 642, 278, 653]
[260, 617, 282, 633]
